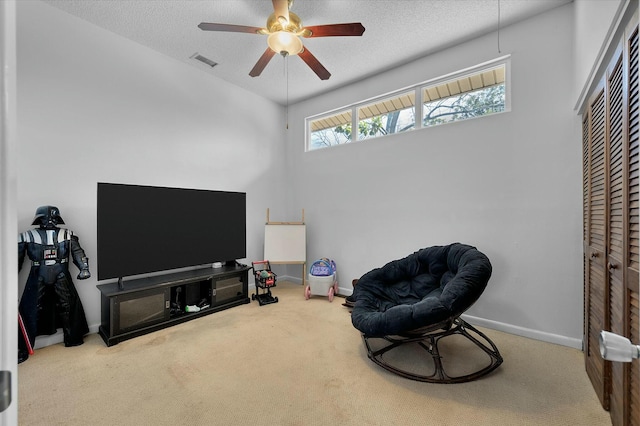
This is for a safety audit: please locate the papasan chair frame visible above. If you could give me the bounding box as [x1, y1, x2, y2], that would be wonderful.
[351, 243, 503, 384]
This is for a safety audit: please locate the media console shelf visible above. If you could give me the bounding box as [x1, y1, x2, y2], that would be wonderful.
[97, 265, 250, 346]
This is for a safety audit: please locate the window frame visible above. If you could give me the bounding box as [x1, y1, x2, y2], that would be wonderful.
[305, 55, 511, 152]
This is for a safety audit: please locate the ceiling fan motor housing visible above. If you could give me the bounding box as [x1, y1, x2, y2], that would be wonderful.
[267, 11, 303, 33]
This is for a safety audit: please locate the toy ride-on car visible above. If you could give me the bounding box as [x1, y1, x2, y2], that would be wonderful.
[305, 258, 338, 302]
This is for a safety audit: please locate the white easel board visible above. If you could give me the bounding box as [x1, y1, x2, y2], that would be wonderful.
[264, 224, 306, 262]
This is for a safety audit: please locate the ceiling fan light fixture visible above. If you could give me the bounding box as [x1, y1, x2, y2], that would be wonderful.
[267, 31, 303, 56]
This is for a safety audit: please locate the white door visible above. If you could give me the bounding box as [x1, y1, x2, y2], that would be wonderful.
[0, 1, 19, 424]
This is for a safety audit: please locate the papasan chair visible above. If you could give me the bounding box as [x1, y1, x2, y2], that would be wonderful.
[350, 243, 502, 383]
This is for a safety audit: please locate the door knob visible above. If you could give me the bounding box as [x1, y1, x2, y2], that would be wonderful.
[591, 252, 599, 258]
[608, 262, 618, 270]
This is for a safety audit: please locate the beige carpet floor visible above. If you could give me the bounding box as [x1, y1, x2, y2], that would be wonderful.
[18, 281, 611, 425]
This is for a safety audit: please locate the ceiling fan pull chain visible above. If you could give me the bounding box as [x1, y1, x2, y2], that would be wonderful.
[497, 0, 501, 54]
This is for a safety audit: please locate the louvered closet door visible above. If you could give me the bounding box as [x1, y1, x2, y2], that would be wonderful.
[610, 25, 639, 426]
[584, 85, 610, 410]
[625, 25, 639, 426]
[583, 23, 639, 426]
[607, 49, 626, 426]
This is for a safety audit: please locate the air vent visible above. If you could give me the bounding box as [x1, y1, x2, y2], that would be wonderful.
[190, 53, 218, 68]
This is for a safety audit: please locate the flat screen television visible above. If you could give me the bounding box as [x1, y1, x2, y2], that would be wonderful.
[97, 183, 246, 282]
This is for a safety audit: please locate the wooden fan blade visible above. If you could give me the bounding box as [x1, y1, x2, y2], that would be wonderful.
[302, 23, 365, 38]
[298, 48, 331, 80]
[198, 23, 263, 34]
[249, 48, 277, 77]
[272, 0, 290, 26]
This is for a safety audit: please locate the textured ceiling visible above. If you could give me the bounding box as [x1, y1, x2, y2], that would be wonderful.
[41, 0, 572, 105]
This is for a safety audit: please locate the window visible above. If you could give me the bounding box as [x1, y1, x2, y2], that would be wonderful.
[357, 91, 416, 140]
[422, 65, 506, 127]
[309, 108, 352, 150]
[306, 57, 509, 151]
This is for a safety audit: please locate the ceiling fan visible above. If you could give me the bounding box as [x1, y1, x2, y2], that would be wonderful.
[198, 0, 365, 80]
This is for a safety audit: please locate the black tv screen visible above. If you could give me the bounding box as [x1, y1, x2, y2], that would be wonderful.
[97, 183, 246, 281]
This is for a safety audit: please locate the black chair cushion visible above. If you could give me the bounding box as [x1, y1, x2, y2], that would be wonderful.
[351, 243, 492, 337]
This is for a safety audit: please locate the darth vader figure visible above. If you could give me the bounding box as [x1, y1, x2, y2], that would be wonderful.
[18, 206, 91, 363]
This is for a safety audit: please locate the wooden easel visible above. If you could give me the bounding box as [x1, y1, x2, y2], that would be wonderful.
[264, 209, 306, 285]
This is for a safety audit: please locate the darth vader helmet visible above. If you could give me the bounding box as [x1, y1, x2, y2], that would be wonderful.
[31, 205, 65, 229]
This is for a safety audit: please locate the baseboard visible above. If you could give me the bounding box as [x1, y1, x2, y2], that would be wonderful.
[462, 314, 583, 350]
[33, 324, 101, 350]
[280, 274, 303, 285]
[278, 275, 353, 297]
[34, 287, 581, 351]
[279, 276, 583, 349]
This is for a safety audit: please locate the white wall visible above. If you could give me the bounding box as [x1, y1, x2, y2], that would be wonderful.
[16, 0, 288, 346]
[286, 3, 582, 346]
[573, 0, 627, 109]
